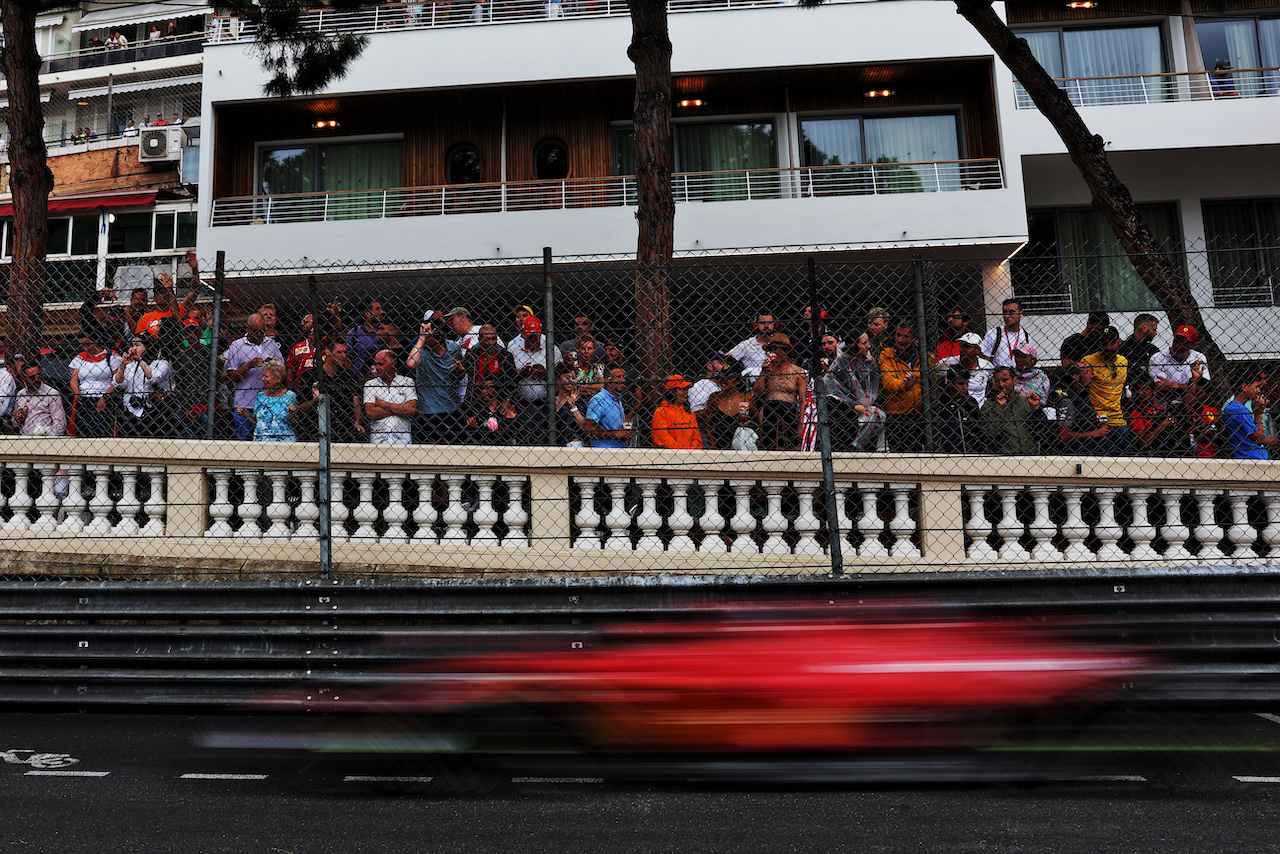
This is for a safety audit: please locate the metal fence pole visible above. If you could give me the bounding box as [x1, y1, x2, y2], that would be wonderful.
[309, 275, 333, 581]
[203, 251, 225, 440]
[913, 255, 934, 454]
[544, 246, 557, 446]
[808, 258, 843, 575]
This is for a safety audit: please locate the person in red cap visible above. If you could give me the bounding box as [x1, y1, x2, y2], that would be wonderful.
[506, 313, 560, 444]
[1149, 324, 1209, 407]
[651, 375, 702, 449]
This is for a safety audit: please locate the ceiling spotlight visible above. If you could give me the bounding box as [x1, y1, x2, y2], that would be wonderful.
[1066, 1, 1098, 8]
[312, 119, 340, 129]
[865, 89, 894, 98]
[678, 99, 703, 108]
[77, 100, 89, 106]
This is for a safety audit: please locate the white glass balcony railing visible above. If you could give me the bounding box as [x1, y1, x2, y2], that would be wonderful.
[206, 0, 836, 42]
[1013, 66, 1280, 109]
[210, 158, 1004, 226]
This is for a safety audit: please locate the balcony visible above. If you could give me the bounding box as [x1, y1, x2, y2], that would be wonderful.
[210, 159, 1004, 227]
[38, 33, 206, 76]
[1013, 66, 1280, 109]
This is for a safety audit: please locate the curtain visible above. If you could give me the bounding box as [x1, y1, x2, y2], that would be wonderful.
[321, 140, 403, 220]
[1204, 203, 1269, 306]
[1063, 26, 1164, 105]
[1060, 206, 1175, 312]
[259, 147, 315, 196]
[675, 122, 775, 202]
[1022, 31, 1065, 79]
[1259, 19, 1280, 95]
[863, 115, 959, 192]
[1223, 20, 1263, 96]
[800, 118, 864, 196]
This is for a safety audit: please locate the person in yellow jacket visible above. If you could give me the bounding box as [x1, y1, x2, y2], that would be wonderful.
[651, 375, 703, 450]
[878, 321, 936, 453]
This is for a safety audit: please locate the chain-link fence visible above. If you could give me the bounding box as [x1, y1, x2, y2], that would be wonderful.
[0, 241, 1278, 581]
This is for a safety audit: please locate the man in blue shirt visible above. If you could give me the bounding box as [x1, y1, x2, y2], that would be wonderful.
[585, 365, 631, 449]
[1221, 369, 1278, 460]
[407, 310, 465, 444]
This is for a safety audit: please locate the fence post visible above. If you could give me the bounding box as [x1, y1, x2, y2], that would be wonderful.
[807, 258, 843, 575]
[544, 247, 558, 446]
[913, 255, 934, 453]
[204, 251, 225, 440]
[309, 275, 333, 581]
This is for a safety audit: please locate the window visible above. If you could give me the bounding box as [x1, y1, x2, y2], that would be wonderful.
[41, 215, 99, 256]
[613, 121, 776, 202]
[1011, 205, 1181, 314]
[1203, 199, 1280, 307]
[1018, 25, 1168, 105]
[801, 113, 961, 193]
[258, 139, 403, 196]
[534, 138, 570, 180]
[1195, 17, 1280, 98]
[446, 143, 482, 184]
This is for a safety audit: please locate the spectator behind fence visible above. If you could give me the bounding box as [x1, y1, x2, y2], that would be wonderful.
[0, 352, 17, 433]
[445, 306, 487, 353]
[287, 301, 343, 386]
[584, 365, 631, 449]
[69, 322, 122, 438]
[754, 333, 807, 452]
[1186, 376, 1222, 458]
[407, 310, 465, 444]
[821, 333, 883, 451]
[934, 366, 984, 454]
[115, 334, 170, 438]
[463, 377, 518, 445]
[980, 366, 1039, 455]
[567, 335, 604, 398]
[462, 324, 517, 406]
[14, 362, 66, 437]
[222, 313, 284, 441]
[1058, 363, 1109, 455]
[507, 315, 560, 444]
[865, 307, 890, 365]
[936, 332, 992, 406]
[346, 298, 385, 376]
[651, 375, 702, 450]
[879, 321, 934, 454]
[1059, 310, 1109, 366]
[1082, 325, 1131, 455]
[689, 350, 728, 439]
[1118, 313, 1159, 380]
[1150, 325, 1210, 406]
[555, 364, 588, 448]
[791, 305, 829, 370]
[981, 299, 1037, 369]
[165, 317, 209, 438]
[728, 312, 779, 380]
[935, 307, 971, 361]
[125, 287, 149, 335]
[319, 340, 364, 443]
[601, 338, 641, 414]
[363, 349, 416, 445]
[703, 359, 755, 451]
[238, 360, 316, 442]
[1127, 375, 1183, 457]
[1221, 368, 1279, 460]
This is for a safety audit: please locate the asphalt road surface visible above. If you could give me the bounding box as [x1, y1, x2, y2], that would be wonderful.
[4, 710, 1280, 854]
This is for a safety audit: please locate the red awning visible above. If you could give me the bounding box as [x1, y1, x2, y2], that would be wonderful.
[0, 189, 158, 218]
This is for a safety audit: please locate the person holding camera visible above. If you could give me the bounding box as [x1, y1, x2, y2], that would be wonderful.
[115, 335, 170, 438]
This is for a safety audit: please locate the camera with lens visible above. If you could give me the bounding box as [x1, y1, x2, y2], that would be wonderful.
[128, 394, 151, 411]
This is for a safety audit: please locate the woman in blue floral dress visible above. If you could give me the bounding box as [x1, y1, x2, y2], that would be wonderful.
[235, 360, 316, 441]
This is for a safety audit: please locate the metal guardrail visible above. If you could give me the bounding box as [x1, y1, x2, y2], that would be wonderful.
[1014, 66, 1280, 109]
[31, 34, 207, 75]
[210, 159, 1005, 226]
[2, 567, 1279, 707]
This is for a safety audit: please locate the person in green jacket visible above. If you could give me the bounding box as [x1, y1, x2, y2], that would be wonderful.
[980, 366, 1040, 455]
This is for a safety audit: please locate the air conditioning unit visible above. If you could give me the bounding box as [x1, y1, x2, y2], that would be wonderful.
[138, 126, 184, 163]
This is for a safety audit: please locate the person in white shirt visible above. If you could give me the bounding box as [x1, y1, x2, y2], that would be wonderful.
[363, 349, 416, 445]
[980, 299, 1038, 369]
[0, 357, 16, 430]
[936, 332, 994, 406]
[1149, 324, 1210, 406]
[114, 334, 170, 438]
[727, 313, 778, 380]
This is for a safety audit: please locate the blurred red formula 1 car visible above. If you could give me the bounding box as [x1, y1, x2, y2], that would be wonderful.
[208, 603, 1152, 785]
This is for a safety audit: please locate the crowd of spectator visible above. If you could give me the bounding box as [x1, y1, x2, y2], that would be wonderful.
[2, 283, 1275, 460]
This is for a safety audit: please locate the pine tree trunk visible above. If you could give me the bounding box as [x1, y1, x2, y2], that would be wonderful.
[628, 0, 675, 434]
[954, 0, 1224, 369]
[0, 1, 54, 364]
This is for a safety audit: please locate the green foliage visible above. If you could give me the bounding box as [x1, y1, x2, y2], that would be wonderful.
[227, 0, 370, 97]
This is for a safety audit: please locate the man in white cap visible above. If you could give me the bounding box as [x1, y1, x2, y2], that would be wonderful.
[937, 331, 993, 405]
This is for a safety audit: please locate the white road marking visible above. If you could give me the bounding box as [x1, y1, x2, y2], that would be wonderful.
[1234, 776, 1280, 783]
[1070, 775, 1147, 782]
[179, 773, 269, 780]
[1254, 713, 1280, 726]
[511, 776, 604, 784]
[24, 770, 109, 777]
[343, 775, 434, 783]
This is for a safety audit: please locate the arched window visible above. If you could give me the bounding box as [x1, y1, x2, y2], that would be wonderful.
[533, 138, 570, 181]
[446, 143, 482, 184]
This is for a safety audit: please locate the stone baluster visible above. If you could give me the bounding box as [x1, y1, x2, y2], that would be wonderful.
[724, 481, 754, 554]
[1060, 487, 1092, 562]
[573, 477, 603, 549]
[699, 481, 730, 555]
[886, 485, 918, 558]
[759, 480, 792, 556]
[438, 472, 469, 545]
[1128, 486, 1159, 562]
[471, 476, 501, 546]
[793, 483, 825, 557]
[603, 479, 634, 551]
[1027, 488, 1059, 562]
[28, 463, 59, 533]
[232, 472, 263, 539]
[1093, 487, 1125, 562]
[1258, 491, 1280, 565]
[56, 465, 88, 535]
[139, 466, 166, 537]
[260, 470, 291, 539]
[114, 467, 141, 536]
[1225, 489, 1257, 564]
[292, 470, 319, 540]
[632, 478, 664, 551]
[1186, 490, 1212, 559]
[858, 487, 888, 558]
[409, 472, 438, 543]
[963, 487, 994, 562]
[4, 463, 32, 532]
[346, 471, 378, 540]
[836, 486, 863, 558]
[1161, 488, 1192, 561]
[991, 486, 1016, 560]
[205, 469, 234, 537]
[380, 474, 409, 544]
[502, 477, 529, 548]
[666, 478, 697, 552]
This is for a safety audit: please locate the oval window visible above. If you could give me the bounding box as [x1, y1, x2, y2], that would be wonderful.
[533, 138, 570, 181]
[446, 143, 482, 184]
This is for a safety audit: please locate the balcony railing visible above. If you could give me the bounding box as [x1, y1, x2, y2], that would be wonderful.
[32, 33, 207, 76]
[207, 0, 837, 42]
[1014, 66, 1280, 109]
[210, 159, 1004, 226]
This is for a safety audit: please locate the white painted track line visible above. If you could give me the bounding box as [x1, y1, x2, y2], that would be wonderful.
[1070, 775, 1147, 782]
[1255, 713, 1280, 726]
[1234, 776, 1280, 783]
[511, 776, 604, 783]
[343, 775, 434, 783]
[24, 770, 110, 777]
[180, 773, 269, 780]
